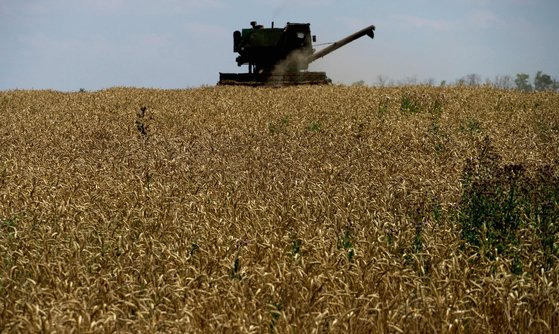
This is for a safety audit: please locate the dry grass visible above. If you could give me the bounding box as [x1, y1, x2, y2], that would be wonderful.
[0, 85, 558, 333]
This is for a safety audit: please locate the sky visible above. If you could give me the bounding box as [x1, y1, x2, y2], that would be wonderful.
[1, 0, 558, 91]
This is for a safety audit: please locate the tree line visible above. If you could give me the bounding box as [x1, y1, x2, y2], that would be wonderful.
[455, 71, 558, 91]
[359, 71, 558, 91]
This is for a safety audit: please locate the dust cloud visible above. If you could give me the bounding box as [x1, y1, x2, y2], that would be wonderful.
[272, 49, 312, 75]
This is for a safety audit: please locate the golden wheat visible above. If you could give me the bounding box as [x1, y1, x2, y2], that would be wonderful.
[0, 85, 558, 333]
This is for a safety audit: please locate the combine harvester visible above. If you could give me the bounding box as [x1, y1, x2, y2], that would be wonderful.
[219, 21, 375, 86]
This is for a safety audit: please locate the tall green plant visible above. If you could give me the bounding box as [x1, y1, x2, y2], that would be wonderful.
[459, 137, 559, 271]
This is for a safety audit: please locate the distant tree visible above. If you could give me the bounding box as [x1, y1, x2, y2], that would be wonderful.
[401, 76, 417, 86]
[515, 73, 532, 92]
[465, 73, 482, 86]
[456, 74, 481, 86]
[440, 80, 447, 87]
[376, 75, 389, 87]
[352, 80, 365, 86]
[534, 71, 554, 91]
[493, 75, 514, 89]
[425, 78, 436, 86]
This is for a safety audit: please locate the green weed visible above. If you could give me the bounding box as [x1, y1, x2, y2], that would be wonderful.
[307, 121, 322, 133]
[400, 93, 421, 114]
[459, 137, 559, 272]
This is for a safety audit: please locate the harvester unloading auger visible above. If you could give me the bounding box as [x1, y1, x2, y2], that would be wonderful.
[219, 21, 375, 86]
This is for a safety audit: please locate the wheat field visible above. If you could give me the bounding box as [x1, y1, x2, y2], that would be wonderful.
[0, 85, 558, 333]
